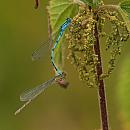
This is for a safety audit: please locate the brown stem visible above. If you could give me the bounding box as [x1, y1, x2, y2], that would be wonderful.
[93, 14, 109, 130]
[34, 0, 39, 9]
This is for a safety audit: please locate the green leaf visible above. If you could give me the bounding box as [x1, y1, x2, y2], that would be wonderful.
[117, 55, 130, 121]
[47, 0, 79, 34]
[118, 1, 130, 32]
[93, 0, 101, 6]
[80, 0, 101, 7]
[80, 0, 93, 5]
[119, 0, 130, 15]
[47, 0, 79, 72]
[117, 6, 130, 33]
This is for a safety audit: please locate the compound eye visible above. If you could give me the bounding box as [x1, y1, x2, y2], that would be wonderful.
[67, 18, 71, 23]
[66, 18, 70, 21]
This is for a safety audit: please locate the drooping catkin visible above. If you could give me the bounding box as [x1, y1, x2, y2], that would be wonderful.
[66, 7, 129, 87]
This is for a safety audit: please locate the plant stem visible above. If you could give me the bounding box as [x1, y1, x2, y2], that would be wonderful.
[93, 14, 109, 130]
[34, 0, 39, 9]
[97, 5, 119, 12]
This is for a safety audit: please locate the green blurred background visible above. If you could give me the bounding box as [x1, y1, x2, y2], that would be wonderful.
[0, 0, 130, 130]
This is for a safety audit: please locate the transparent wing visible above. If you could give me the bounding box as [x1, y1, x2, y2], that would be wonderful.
[20, 76, 56, 102]
[14, 74, 63, 115]
[31, 38, 52, 61]
[32, 31, 60, 61]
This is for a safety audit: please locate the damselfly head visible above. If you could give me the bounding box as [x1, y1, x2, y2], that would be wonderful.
[56, 78, 69, 88]
[66, 18, 72, 23]
[55, 72, 69, 88]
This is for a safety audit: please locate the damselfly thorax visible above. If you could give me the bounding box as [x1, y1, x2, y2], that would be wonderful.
[15, 18, 71, 115]
[55, 72, 69, 88]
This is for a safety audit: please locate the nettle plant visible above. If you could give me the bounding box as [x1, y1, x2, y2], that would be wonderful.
[36, 0, 130, 130]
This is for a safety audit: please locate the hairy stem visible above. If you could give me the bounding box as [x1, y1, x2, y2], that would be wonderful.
[97, 5, 119, 12]
[93, 14, 109, 130]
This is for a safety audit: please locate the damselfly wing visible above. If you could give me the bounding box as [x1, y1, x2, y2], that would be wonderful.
[15, 74, 62, 115]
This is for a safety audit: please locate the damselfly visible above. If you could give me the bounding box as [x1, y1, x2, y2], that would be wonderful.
[15, 73, 66, 115]
[15, 18, 71, 115]
[32, 18, 72, 75]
